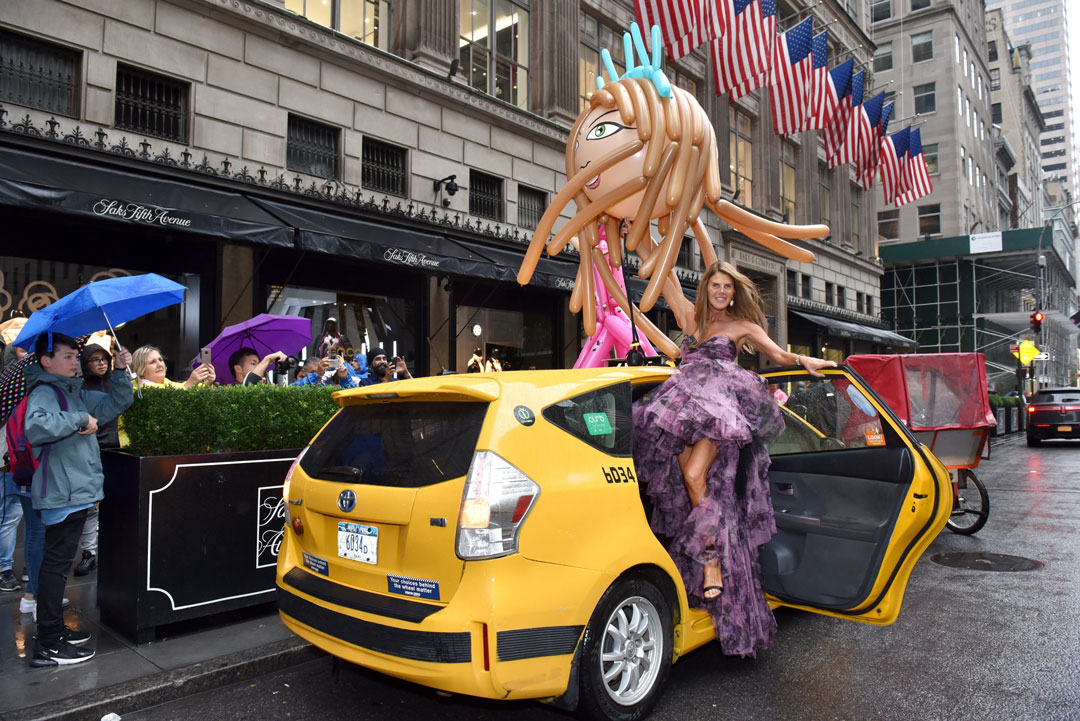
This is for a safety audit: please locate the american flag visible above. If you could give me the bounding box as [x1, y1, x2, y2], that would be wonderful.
[712, 0, 776, 99]
[822, 58, 853, 157]
[769, 17, 814, 135]
[860, 100, 894, 188]
[879, 127, 910, 205]
[828, 70, 864, 168]
[635, 1, 727, 60]
[895, 128, 933, 206]
[801, 30, 830, 131]
[856, 92, 886, 189]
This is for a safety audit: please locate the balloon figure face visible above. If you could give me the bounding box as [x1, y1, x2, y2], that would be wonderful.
[573, 106, 670, 221]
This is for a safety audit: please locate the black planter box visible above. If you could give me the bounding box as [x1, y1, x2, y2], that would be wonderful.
[99, 448, 300, 643]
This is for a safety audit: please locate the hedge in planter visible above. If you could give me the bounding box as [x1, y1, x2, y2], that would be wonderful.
[122, 384, 340, 456]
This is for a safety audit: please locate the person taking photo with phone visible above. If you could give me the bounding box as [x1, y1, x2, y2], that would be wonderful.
[359, 347, 411, 386]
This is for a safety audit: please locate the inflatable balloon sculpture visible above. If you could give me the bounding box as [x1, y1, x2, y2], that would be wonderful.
[517, 24, 828, 365]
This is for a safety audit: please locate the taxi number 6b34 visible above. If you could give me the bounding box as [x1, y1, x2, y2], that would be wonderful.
[338, 521, 378, 565]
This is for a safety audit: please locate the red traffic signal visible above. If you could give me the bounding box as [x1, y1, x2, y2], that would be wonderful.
[1031, 310, 1044, 333]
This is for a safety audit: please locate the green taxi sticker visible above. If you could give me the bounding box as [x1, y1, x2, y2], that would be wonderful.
[583, 412, 612, 436]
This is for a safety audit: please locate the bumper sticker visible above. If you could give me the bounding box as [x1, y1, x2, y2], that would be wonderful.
[387, 573, 441, 600]
[302, 551, 329, 576]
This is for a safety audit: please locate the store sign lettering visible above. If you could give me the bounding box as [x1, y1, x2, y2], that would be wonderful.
[553, 277, 576, 290]
[93, 199, 193, 228]
[384, 247, 441, 268]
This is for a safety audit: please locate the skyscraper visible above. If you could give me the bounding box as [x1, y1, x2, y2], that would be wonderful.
[986, 0, 1078, 202]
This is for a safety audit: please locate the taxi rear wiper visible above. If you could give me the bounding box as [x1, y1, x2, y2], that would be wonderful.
[318, 466, 364, 479]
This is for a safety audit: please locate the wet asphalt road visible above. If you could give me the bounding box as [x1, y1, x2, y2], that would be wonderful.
[126, 434, 1080, 721]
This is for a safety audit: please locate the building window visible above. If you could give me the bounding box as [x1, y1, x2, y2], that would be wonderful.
[0, 30, 80, 117]
[866, 295, 874, 316]
[517, 185, 546, 230]
[878, 209, 900, 242]
[990, 68, 1000, 91]
[284, 1, 390, 50]
[957, 86, 963, 118]
[729, 107, 753, 201]
[470, 169, 503, 221]
[287, 114, 340, 179]
[801, 273, 812, 300]
[579, 13, 624, 110]
[988, 41, 998, 62]
[820, 164, 832, 227]
[677, 236, 697, 271]
[787, 270, 799, 297]
[361, 137, 406, 197]
[780, 141, 796, 222]
[837, 286, 846, 309]
[669, 66, 698, 98]
[963, 48, 968, 76]
[873, 42, 893, 73]
[857, 291, 865, 313]
[924, 143, 939, 174]
[918, 204, 941, 236]
[991, 102, 1002, 123]
[460, 0, 530, 110]
[914, 83, 936, 114]
[115, 65, 188, 143]
[912, 31, 933, 63]
[871, 0, 891, 22]
[965, 96, 971, 127]
[825, 282, 835, 306]
[955, 34, 960, 64]
[850, 185, 861, 250]
[911, 0, 930, 9]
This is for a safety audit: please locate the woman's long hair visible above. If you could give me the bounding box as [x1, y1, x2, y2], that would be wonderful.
[691, 261, 766, 348]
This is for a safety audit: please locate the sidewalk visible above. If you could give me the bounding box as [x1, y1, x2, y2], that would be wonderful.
[0, 563, 321, 721]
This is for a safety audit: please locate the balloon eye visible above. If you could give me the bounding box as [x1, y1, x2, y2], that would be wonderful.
[588, 122, 624, 140]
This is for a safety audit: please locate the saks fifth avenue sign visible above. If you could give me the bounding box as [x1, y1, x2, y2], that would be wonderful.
[384, 247, 441, 268]
[93, 199, 193, 228]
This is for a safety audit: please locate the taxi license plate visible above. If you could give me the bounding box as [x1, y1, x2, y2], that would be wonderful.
[1057, 425, 1072, 432]
[338, 522, 378, 565]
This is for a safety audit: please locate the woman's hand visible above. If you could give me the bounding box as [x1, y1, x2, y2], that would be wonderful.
[798, 355, 837, 378]
[185, 363, 214, 389]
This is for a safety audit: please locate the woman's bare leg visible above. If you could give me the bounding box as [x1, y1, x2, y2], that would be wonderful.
[682, 440, 723, 599]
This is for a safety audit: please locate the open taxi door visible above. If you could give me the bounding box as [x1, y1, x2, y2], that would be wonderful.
[758, 365, 951, 625]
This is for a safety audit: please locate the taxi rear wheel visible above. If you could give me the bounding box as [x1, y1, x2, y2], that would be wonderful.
[578, 576, 672, 721]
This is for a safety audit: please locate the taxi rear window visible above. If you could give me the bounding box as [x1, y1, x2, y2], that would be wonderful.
[543, 382, 632, 457]
[301, 401, 487, 488]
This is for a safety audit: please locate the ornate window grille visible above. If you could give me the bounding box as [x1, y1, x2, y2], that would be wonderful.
[0, 30, 80, 117]
[115, 65, 188, 142]
[517, 185, 546, 229]
[361, 137, 406, 197]
[287, 114, 340, 180]
[470, 170, 503, 222]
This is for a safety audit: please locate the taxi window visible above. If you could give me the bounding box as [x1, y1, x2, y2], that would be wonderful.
[543, 382, 632, 457]
[768, 375, 903, 455]
[301, 401, 487, 487]
[1032, 391, 1080, 404]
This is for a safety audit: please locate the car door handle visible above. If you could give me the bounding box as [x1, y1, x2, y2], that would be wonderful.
[774, 483, 795, 495]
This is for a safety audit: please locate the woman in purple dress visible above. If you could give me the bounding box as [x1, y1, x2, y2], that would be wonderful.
[634, 261, 835, 658]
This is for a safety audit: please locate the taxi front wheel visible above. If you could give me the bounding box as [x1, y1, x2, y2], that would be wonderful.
[578, 576, 673, 721]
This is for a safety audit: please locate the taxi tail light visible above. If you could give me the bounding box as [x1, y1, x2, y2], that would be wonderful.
[283, 446, 310, 521]
[456, 451, 539, 560]
[1063, 405, 1080, 412]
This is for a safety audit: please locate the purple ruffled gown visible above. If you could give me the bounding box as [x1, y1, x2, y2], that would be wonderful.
[632, 334, 785, 658]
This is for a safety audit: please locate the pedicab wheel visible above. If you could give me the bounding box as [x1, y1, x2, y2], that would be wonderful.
[578, 576, 672, 721]
[945, 468, 989, 535]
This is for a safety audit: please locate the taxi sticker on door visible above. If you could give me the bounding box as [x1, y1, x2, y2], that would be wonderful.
[865, 430, 886, 446]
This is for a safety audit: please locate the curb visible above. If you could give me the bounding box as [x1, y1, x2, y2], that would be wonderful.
[5, 637, 324, 721]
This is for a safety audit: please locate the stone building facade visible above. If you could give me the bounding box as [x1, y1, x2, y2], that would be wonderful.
[0, 0, 902, 376]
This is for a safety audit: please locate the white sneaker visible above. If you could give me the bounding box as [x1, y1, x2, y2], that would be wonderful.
[18, 597, 69, 615]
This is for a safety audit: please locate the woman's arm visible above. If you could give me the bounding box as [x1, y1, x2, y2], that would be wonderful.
[739, 322, 836, 377]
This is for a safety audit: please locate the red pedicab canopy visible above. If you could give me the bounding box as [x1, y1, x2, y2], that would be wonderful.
[846, 353, 996, 431]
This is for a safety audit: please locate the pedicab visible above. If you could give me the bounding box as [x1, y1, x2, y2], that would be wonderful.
[846, 353, 994, 534]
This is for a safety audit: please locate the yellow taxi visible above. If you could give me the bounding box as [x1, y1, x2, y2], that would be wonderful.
[277, 365, 951, 721]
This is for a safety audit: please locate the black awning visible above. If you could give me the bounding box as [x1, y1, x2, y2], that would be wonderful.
[0, 144, 293, 247]
[453, 240, 578, 292]
[256, 198, 509, 280]
[790, 310, 918, 348]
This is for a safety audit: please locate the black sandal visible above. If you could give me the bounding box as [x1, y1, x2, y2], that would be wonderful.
[703, 585, 724, 599]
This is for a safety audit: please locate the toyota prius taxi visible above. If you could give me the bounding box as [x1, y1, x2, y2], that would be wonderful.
[276, 365, 951, 721]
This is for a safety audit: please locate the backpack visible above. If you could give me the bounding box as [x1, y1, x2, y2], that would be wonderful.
[4, 385, 67, 490]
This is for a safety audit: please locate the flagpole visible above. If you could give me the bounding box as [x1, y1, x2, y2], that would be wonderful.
[778, 1, 825, 24]
[831, 45, 865, 62]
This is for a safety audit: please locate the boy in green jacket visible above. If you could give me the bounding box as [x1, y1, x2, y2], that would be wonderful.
[24, 332, 132, 667]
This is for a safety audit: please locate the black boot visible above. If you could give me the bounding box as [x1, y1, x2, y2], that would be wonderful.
[74, 551, 97, 577]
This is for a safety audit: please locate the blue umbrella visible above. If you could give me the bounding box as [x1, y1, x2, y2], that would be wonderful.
[13, 273, 186, 351]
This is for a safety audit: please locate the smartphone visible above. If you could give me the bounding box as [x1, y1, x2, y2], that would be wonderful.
[199, 347, 213, 366]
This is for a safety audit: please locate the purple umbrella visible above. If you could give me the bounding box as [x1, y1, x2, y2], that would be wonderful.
[200, 314, 312, 384]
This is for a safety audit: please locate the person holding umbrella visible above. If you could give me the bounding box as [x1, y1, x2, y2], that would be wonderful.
[25, 332, 133, 667]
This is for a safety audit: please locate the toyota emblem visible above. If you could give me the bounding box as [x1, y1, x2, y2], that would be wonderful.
[338, 489, 356, 513]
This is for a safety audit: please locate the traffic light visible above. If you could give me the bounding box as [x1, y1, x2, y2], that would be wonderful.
[1030, 310, 1044, 334]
